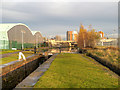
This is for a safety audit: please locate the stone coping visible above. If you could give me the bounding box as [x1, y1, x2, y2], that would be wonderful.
[15, 54, 58, 88]
[0, 54, 35, 68]
[0, 54, 42, 77]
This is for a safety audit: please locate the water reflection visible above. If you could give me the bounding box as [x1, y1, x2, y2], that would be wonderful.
[48, 47, 78, 53]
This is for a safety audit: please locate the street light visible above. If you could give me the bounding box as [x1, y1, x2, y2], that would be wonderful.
[35, 35, 41, 48]
[21, 30, 25, 50]
[35, 35, 37, 48]
[113, 29, 116, 47]
[38, 36, 41, 48]
[3, 37, 5, 49]
[105, 34, 109, 47]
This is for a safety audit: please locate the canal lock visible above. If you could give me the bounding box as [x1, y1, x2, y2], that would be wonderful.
[1, 53, 53, 89]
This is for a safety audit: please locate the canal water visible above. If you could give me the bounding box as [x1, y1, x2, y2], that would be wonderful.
[48, 47, 78, 54]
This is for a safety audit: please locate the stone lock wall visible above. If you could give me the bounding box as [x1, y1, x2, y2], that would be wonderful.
[1, 56, 46, 89]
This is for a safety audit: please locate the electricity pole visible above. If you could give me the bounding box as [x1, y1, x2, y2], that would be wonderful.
[21, 30, 25, 50]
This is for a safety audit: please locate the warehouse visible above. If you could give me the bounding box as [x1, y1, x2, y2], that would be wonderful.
[0, 23, 43, 49]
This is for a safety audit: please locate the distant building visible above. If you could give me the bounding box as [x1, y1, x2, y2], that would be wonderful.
[32, 31, 43, 43]
[98, 38, 118, 47]
[43, 37, 47, 42]
[66, 31, 78, 42]
[73, 31, 78, 42]
[54, 35, 61, 41]
[98, 31, 104, 38]
[67, 31, 73, 41]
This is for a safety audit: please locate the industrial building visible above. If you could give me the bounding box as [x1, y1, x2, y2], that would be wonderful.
[98, 38, 118, 47]
[66, 31, 78, 42]
[54, 35, 62, 41]
[98, 31, 104, 38]
[0, 23, 43, 49]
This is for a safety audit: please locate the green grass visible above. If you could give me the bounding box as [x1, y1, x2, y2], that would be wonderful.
[0, 51, 34, 65]
[34, 53, 118, 88]
[0, 49, 20, 54]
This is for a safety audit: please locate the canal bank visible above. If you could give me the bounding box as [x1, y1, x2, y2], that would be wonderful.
[78, 48, 120, 76]
[15, 54, 58, 88]
[1, 53, 51, 89]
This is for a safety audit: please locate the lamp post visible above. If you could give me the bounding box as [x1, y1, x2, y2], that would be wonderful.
[37, 36, 40, 48]
[35, 35, 41, 48]
[35, 35, 38, 48]
[3, 37, 5, 49]
[105, 34, 108, 46]
[113, 29, 116, 47]
[47, 36, 50, 47]
[21, 30, 25, 50]
[35, 35, 37, 48]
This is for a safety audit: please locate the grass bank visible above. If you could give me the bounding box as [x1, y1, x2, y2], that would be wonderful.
[34, 53, 118, 88]
[87, 49, 119, 65]
[0, 49, 20, 54]
[0, 51, 34, 65]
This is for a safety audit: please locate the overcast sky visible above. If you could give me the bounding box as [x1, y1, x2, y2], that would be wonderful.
[0, 0, 119, 39]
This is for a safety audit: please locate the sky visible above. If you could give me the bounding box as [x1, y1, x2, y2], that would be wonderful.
[0, 0, 119, 39]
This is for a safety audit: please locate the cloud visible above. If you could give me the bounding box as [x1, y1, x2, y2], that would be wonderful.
[2, 0, 120, 2]
[2, 8, 34, 22]
[1, 2, 118, 37]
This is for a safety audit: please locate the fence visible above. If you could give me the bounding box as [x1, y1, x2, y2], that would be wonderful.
[0, 40, 35, 50]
